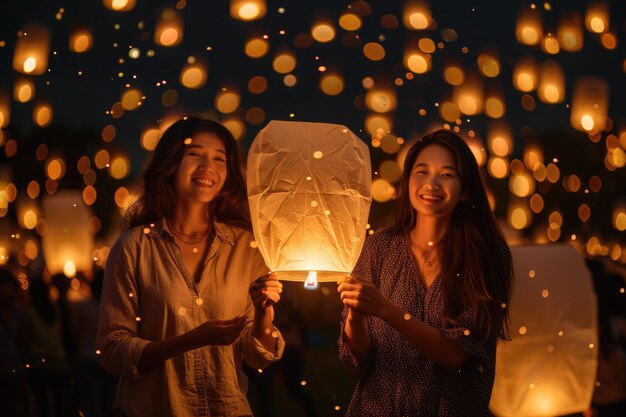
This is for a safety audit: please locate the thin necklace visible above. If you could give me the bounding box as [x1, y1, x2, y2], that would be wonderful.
[166, 221, 211, 245]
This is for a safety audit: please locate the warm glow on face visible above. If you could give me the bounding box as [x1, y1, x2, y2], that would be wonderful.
[581, 114, 595, 131]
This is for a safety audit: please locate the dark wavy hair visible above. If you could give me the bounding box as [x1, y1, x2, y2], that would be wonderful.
[390, 129, 513, 341]
[125, 117, 250, 230]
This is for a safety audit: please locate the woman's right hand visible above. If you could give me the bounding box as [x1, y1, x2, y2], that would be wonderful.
[193, 316, 246, 346]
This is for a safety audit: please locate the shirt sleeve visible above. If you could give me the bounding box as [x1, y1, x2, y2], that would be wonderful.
[96, 234, 150, 379]
[337, 234, 378, 376]
[238, 244, 285, 370]
[439, 309, 495, 362]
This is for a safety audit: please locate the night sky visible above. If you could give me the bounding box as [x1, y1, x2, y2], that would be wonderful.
[1, 0, 626, 259]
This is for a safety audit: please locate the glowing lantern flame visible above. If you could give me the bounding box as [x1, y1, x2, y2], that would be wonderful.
[570, 77, 609, 133]
[304, 271, 319, 290]
[13, 24, 51, 75]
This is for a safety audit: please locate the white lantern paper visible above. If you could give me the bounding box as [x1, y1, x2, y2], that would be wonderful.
[490, 245, 598, 417]
[42, 190, 94, 276]
[247, 121, 371, 285]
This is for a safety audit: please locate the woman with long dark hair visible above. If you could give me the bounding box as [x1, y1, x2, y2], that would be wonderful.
[338, 129, 513, 416]
[97, 117, 284, 417]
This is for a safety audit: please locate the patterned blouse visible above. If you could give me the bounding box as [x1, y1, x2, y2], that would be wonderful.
[338, 230, 497, 417]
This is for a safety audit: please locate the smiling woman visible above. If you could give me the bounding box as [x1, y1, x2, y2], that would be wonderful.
[337, 129, 513, 416]
[96, 117, 285, 417]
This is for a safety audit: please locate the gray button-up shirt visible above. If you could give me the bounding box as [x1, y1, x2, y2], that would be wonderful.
[97, 219, 285, 417]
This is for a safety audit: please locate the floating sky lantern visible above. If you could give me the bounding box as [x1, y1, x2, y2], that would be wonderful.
[403, 0, 433, 30]
[557, 12, 584, 52]
[69, 28, 93, 53]
[102, 0, 136, 12]
[247, 121, 371, 288]
[230, 0, 266, 21]
[516, 7, 543, 46]
[33, 101, 53, 127]
[490, 245, 597, 417]
[538, 60, 565, 104]
[0, 89, 10, 129]
[42, 190, 94, 277]
[513, 56, 538, 92]
[365, 88, 397, 113]
[585, 1, 609, 34]
[12, 23, 50, 75]
[155, 9, 183, 47]
[570, 77, 609, 133]
[14, 78, 35, 103]
[453, 73, 483, 116]
[180, 62, 207, 89]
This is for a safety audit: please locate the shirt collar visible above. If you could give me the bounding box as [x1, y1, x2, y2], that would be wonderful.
[148, 218, 235, 246]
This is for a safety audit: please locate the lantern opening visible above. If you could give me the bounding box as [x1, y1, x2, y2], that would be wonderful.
[304, 271, 318, 290]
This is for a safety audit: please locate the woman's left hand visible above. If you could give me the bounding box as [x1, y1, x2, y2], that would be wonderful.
[338, 274, 390, 318]
[249, 272, 282, 310]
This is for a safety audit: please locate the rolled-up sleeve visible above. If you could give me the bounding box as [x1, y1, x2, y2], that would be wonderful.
[96, 235, 150, 378]
[238, 245, 285, 370]
[439, 309, 494, 362]
[337, 235, 378, 376]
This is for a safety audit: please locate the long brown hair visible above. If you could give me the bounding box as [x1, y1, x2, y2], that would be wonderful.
[391, 129, 513, 341]
[125, 117, 250, 230]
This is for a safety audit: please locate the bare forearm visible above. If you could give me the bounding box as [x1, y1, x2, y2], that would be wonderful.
[252, 307, 277, 352]
[381, 303, 468, 369]
[343, 311, 372, 364]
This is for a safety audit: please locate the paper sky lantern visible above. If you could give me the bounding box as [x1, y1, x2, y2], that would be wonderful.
[103, 0, 136, 12]
[155, 9, 183, 47]
[12, 23, 50, 75]
[42, 190, 94, 276]
[490, 245, 597, 417]
[230, 0, 266, 21]
[0, 89, 10, 128]
[570, 77, 609, 133]
[537, 60, 565, 104]
[247, 121, 371, 288]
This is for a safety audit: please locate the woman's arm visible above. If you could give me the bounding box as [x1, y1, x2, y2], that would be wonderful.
[341, 307, 372, 365]
[339, 275, 468, 369]
[249, 273, 282, 353]
[137, 316, 246, 373]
